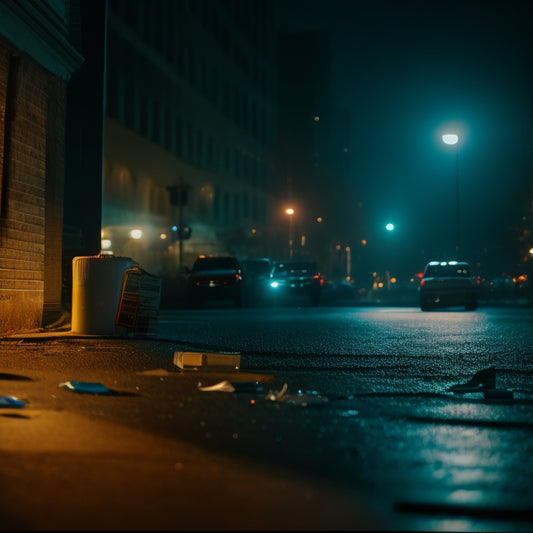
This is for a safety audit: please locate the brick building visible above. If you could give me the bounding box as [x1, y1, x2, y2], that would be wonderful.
[0, 1, 82, 334]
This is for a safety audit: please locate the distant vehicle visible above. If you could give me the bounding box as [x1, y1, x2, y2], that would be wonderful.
[187, 256, 244, 308]
[419, 260, 478, 311]
[241, 257, 275, 306]
[269, 261, 323, 306]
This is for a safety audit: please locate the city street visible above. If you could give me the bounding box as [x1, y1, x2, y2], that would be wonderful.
[1, 306, 533, 531]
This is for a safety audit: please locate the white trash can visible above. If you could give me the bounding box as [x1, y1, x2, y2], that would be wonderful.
[71, 255, 134, 334]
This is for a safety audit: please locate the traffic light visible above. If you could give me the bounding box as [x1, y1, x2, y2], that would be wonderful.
[171, 225, 192, 241]
[179, 226, 191, 240]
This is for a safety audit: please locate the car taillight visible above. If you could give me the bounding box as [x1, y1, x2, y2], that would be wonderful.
[420, 279, 425, 286]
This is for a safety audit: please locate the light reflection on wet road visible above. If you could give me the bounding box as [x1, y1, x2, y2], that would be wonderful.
[158, 306, 533, 531]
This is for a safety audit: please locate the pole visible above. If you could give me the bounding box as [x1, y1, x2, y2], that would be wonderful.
[178, 176, 183, 273]
[346, 246, 351, 280]
[289, 215, 294, 259]
[455, 150, 460, 255]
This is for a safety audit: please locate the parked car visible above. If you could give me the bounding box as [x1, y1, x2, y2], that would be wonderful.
[241, 257, 275, 306]
[187, 256, 244, 307]
[269, 261, 323, 306]
[419, 260, 478, 311]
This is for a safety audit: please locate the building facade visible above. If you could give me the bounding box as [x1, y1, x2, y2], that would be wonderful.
[102, 0, 279, 277]
[0, 0, 82, 335]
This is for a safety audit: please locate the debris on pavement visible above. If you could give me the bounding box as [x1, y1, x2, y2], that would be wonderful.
[265, 383, 288, 401]
[116, 267, 162, 337]
[0, 395, 25, 408]
[447, 366, 515, 402]
[265, 384, 329, 406]
[174, 351, 240, 372]
[197, 380, 328, 406]
[59, 381, 118, 395]
[198, 380, 265, 393]
[447, 366, 496, 393]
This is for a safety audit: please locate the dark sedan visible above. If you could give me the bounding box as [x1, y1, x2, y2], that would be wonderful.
[269, 261, 323, 306]
[187, 256, 244, 307]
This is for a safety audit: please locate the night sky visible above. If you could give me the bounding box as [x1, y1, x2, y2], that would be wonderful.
[276, 0, 533, 278]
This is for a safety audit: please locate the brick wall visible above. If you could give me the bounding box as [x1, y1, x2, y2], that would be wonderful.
[0, 44, 64, 334]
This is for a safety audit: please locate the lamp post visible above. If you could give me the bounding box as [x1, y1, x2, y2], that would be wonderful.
[286, 208, 295, 259]
[442, 133, 460, 254]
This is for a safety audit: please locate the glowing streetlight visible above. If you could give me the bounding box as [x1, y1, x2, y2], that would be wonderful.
[385, 223, 395, 232]
[442, 133, 459, 145]
[442, 132, 461, 254]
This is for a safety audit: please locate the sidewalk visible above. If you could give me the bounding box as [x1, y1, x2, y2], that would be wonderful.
[1, 321, 383, 531]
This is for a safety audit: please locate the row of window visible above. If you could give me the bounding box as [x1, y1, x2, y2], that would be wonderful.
[107, 28, 275, 143]
[107, 73, 270, 189]
[106, 35, 273, 188]
[109, 0, 276, 96]
[105, 167, 267, 225]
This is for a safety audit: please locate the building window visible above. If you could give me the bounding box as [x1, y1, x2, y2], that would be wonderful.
[243, 191, 249, 218]
[175, 117, 183, 157]
[201, 56, 207, 96]
[196, 130, 203, 167]
[152, 100, 160, 143]
[243, 154, 249, 182]
[188, 48, 195, 87]
[187, 123, 194, 163]
[164, 106, 172, 151]
[177, 38, 185, 75]
[211, 68, 218, 106]
[214, 185, 220, 221]
[251, 157, 258, 186]
[223, 81, 230, 116]
[206, 135, 213, 170]
[242, 94, 248, 131]
[234, 87, 239, 124]
[140, 90, 148, 136]
[234, 193, 240, 219]
[234, 148, 240, 178]
[223, 191, 230, 222]
[224, 147, 230, 171]
[253, 194, 258, 220]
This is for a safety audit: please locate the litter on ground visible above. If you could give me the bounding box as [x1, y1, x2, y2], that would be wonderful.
[59, 381, 117, 395]
[0, 395, 25, 408]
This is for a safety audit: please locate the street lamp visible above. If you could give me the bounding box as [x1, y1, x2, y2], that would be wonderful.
[442, 132, 460, 254]
[286, 208, 295, 259]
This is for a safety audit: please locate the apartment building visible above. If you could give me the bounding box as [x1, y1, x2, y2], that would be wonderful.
[102, 0, 279, 276]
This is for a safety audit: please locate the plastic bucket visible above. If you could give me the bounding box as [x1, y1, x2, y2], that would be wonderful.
[71, 255, 133, 334]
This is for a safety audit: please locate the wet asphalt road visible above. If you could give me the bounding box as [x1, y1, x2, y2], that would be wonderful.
[2, 305, 533, 531]
[158, 305, 533, 531]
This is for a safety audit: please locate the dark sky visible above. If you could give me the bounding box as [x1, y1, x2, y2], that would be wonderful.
[276, 0, 533, 277]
